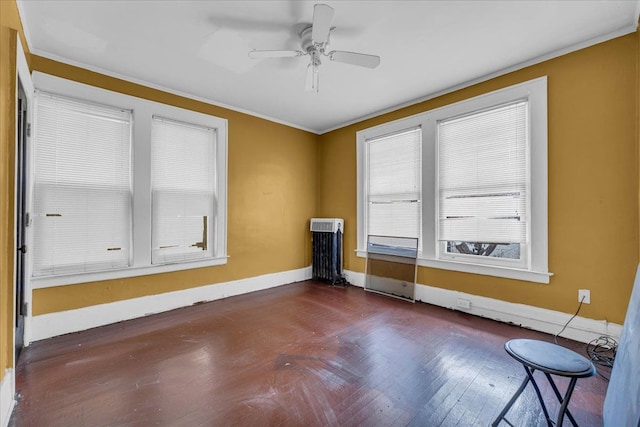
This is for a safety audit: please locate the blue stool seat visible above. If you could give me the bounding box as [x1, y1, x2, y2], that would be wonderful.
[492, 339, 596, 427]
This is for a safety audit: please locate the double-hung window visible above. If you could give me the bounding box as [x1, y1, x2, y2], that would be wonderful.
[438, 101, 528, 268]
[151, 117, 217, 264]
[357, 77, 549, 283]
[366, 128, 422, 241]
[30, 72, 228, 287]
[32, 93, 132, 276]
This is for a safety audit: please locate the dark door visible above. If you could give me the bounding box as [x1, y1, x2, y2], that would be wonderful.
[15, 81, 28, 360]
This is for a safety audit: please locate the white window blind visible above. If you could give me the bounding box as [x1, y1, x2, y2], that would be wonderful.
[151, 116, 216, 264]
[32, 92, 132, 276]
[367, 127, 421, 239]
[438, 101, 528, 244]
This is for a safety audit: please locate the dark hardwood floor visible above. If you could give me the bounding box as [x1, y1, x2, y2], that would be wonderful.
[10, 281, 607, 426]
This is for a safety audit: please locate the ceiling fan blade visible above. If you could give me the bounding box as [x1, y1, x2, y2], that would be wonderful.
[329, 50, 381, 69]
[311, 4, 334, 44]
[248, 49, 304, 59]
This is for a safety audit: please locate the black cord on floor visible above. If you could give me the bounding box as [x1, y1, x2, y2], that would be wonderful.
[551, 295, 618, 381]
[586, 336, 617, 381]
[553, 296, 585, 344]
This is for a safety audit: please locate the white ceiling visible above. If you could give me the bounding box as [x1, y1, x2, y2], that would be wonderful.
[18, 1, 640, 134]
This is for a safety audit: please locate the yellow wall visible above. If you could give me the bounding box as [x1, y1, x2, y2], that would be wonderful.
[318, 33, 639, 325]
[28, 56, 319, 315]
[1, 0, 30, 380]
[2, 2, 640, 383]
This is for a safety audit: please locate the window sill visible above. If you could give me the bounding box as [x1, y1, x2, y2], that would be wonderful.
[30, 256, 229, 289]
[355, 250, 552, 284]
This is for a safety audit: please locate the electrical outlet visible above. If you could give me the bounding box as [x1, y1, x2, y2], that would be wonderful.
[456, 298, 471, 309]
[578, 289, 590, 304]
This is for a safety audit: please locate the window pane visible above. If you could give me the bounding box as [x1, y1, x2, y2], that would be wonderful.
[446, 241, 521, 259]
[32, 93, 132, 276]
[367, 127, 421, 239]
[151, 117, 216, 264]
[438, 102, 528, 253]
[369, 201, 421, 239]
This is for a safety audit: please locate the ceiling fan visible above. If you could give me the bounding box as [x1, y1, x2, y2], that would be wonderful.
[248, 4, 381, 92]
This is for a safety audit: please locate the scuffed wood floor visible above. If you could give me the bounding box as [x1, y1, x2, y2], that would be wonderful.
[10, 281, 607, 426]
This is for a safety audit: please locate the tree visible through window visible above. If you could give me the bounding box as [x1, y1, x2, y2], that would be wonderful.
[446, 242, 520, 259]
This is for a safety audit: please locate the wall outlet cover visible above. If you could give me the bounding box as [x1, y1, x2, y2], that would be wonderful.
[578, 289, 591, 304]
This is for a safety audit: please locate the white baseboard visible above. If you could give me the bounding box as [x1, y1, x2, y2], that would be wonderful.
[29, 265, 623, 345]
[30, 266, 312, 342]
[0, 370, 15, 427]
[344, 269, 623, 344]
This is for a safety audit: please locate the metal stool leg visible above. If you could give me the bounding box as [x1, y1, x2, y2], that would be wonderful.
[492, 374, 531, 426]
[524, 367, 554, 427]
[544, 372, 579, 427]
[555, 376, 579, 427]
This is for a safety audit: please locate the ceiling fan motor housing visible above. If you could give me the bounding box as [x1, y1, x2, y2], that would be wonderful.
[301, 26, 325, 66]
[301, 27, 326, 53]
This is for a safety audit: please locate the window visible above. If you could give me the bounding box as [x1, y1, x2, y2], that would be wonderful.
[438, 101, 528, 269]
[32, 93, 132, 276]
[357, 77, 550, 283]
[151, 117, 217, 264]
[31, 72, 228, 287]
[366, 127, 421, 241]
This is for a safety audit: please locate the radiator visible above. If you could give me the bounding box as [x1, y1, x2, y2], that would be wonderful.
[310, 218, 345, 284]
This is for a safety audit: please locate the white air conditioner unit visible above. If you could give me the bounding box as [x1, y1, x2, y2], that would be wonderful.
[310, 218, 344, 233]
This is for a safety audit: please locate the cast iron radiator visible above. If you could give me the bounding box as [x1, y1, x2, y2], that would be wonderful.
[310, 218, 345, 284]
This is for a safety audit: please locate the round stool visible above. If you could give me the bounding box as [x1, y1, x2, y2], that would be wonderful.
[492, 339, 596, 427]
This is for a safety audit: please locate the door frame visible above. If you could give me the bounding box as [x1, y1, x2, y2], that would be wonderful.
[14, 39, 34, 358]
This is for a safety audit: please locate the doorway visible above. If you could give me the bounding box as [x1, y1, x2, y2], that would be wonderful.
[15, 80, 28, 361]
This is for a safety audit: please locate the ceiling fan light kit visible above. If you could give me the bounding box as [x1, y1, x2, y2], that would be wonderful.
[248, 3, 381, 93]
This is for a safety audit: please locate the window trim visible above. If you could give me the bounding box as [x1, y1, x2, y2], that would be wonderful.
[30, 72, 228, 288]
[356, 77, 551, 284]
